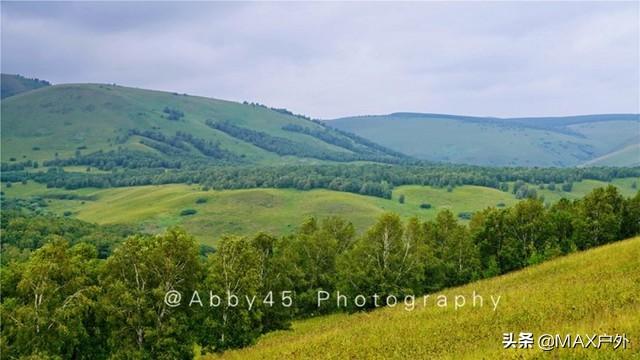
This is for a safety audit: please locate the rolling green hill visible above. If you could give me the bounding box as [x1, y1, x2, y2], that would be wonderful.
[0, 81, 403, 164]
[329, 112, 640, 167]
[3, 178, 636, 245]
[0, 74, 51, 99]
[205, 236, 640, 359]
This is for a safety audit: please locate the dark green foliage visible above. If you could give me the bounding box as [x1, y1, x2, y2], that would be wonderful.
[196, 197, 207, 204]
[513, 181, 538, 199]
[398, 194, 405, 204]
[101, 229, 202, 359]
[0, 239, 102, 358]
[42, 149, 184, 171]
[420, 203, 432, 209]
[281, 123, 406, 161]
[0, 210, 134, 260]
[163, 106, 184, 121]
[180, 208, 197, 216]
[1, 160, 37, 172]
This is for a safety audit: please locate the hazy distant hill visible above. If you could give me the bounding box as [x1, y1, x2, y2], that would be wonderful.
[0, 80, 404, 165]
[1, 74, 51, 99]
[329, 113, 640, 167]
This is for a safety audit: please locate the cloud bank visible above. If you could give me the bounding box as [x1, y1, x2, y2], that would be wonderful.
[2, 1, 638, 118]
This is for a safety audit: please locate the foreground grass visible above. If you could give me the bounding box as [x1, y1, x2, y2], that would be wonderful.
[205, 237, 640, 359]
[4, 178, 637, 245]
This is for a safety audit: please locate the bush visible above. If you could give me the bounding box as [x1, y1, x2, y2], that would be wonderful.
[419, 203, 432, 209]
[180, 208, 197, 216]
[398, 194, 405, 204]
[496, 202, 506, 208]
[163, 106, 184, 121]
[457, 211, 473, 220]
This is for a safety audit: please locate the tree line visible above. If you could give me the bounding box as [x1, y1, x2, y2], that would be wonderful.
[2, 160, 638, 198]
[1, 185, 638, 358]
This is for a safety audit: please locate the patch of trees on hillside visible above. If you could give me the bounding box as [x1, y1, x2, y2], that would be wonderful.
[1, 186, 638, 358]
[163, 106, 184, 121]
[206, 119, 360, 162]
[42, 149, 184, 171]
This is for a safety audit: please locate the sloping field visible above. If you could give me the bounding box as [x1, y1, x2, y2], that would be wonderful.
[207, 237, 640, 359]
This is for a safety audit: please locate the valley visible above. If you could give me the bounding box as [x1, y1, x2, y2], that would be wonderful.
[3, 177, 637, 245]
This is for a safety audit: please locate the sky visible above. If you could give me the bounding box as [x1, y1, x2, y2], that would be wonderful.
[1, 1, 639, 119]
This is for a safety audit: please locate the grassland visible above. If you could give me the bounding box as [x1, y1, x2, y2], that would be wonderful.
[3, 178, 637, 245]
[0, 83, 376, 164]
[203, 236, 640, 359]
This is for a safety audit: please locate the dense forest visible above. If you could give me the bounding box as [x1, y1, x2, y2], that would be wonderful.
[1, 185, 638, 358]
[2, 158, 638, 199]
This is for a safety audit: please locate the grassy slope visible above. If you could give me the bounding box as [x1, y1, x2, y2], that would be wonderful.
[4, 178, 637, 245]
[0, 83, 369, 164]
[206, 237, 640, 359]
[329, 113, 640, 167]
[582, 144, 640, 167]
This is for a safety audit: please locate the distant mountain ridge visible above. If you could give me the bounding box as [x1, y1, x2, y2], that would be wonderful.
[2, 73, 637, 168]
[329, 112, 640, 167]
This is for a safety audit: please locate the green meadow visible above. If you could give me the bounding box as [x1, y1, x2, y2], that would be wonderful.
[0, 83, 368, 164]
[204, 236, 640, 359]
[4, 177, 637, 245]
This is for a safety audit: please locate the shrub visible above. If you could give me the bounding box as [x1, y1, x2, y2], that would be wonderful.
[419, 203, 432, 209]
[195, 197, 207, 204]
[180, 208, 197, 216]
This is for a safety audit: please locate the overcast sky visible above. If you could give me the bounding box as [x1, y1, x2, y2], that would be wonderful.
[2, 1, 638, 119]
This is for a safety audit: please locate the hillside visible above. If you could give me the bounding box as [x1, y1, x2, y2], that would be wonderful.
[0, 82, 404, 165]
[4, 178, 636, 245]
[330, 112, 640, 167]
[0, 74, 51, 99]
[207, 236, 640, 359]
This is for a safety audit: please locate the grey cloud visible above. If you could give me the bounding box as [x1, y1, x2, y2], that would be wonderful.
[1, 1, 638, 119]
